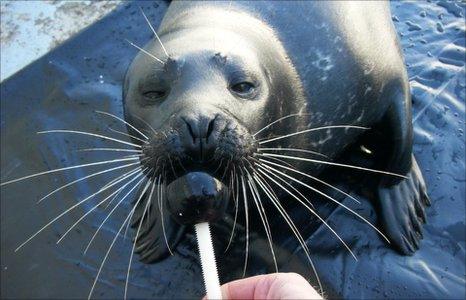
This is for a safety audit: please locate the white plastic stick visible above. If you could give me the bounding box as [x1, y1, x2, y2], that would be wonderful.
[195, 222, 222, 300]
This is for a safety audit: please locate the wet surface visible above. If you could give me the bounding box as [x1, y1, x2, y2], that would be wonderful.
[0, 1, 465, 299]
[0, 1, 120, 81]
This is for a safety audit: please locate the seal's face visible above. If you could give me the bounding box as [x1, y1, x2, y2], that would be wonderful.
[123, 9, 307, 262]
[125, 35, 273, 182]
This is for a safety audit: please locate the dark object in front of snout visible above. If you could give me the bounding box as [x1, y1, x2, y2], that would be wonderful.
[166, 172, 228, 225]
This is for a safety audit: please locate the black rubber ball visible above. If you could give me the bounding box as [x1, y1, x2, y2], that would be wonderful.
[166, 172, 229, 225]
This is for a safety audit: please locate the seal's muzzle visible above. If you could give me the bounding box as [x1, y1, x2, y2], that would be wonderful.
[166, 172, 229, 225]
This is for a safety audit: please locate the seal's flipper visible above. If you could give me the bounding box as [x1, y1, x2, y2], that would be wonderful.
[376, 82, 430, 255]
[378, 156, 430, 254]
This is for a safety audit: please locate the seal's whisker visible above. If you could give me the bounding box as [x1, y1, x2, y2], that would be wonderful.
[125, 39, 164, 64]
[255, 164, 314, 209]
[144, 175, 157, 228]
[252, 173, 323, 294]
[225, 170, 239, 253]
[87, 178, 149, 300]
[258, 125, 369, 145]
[258, 153, 407, 179]
[104, 183, 126, 210]
[1, 157, 140, 187]
[257, 166, 357, 261]
[123, 154, 144, 158]
[245, 169, 278, 272]
[221, 157, 232, 183]
[56, 169, 145, 244]
[139, 7, 169, 58]
[256, 155, 295, 169]
[131, 114, 158, 136]
[212, 158, 225, 176]
[258, 163, 391, 244]
[76, 148, 142, 153]
[159, 177, 174, 255]
[37, 129, 142, 148]
[258, 147, 328, 158]
[14, 166, 143, 253]
[100, 167, 145, 208]
[253, 113, 312, 137]
[122, 172, 154, 239]
[100, 158, 148, 190]
[84, 171, 149, 255]
[253, 171, 279, 204]
[259, 158, 361, 205]
[95, 110, 149, 141]
[176, 157, 188, 174]
[107, 127, 149, 144]
[124, 174, 154, 239]
[37, 161, 141, 204]
[124, 177, 156, 300]
[239, 174, 250, 278]
[167, 155, 177, 178]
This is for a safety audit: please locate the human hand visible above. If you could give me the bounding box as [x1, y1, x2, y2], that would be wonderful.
[203, 272, 323, 299]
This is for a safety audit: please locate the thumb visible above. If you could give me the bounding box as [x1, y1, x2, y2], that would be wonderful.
[203, 272, 323, 299]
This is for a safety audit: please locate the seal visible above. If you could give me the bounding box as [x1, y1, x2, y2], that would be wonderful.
[123, 0, 430, 270]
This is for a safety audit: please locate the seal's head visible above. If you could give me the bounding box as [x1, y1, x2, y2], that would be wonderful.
[123, 7, 307, 262]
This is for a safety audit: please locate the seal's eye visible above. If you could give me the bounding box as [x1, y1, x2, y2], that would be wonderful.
[143, 90, 166, 101]
[230, 81, 255, 96]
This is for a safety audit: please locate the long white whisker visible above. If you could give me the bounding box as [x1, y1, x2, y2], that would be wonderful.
[1, 157, 139, 187]
[258, 125, 368, 144]
[87, 180, 148, 300]
[84, 172, 148, 255]
[76, 148, 142, 153]
[258, 163, 390, 243]
[38, 162, 141, 204]
[124, 177, 156, 300]
[159, 178, 173, 255]
[245, 170, 278, 272]
[252, 172, 323, 293]
[14, 167, 142, 252]
[225, 171, 239, 253]
[258, 147, 328, 158]
[257, 166, 357, 261]
[253, 113, 311, 137]
[95, 110, 149, 140]
[37, 129, 142, 148]
[102, 168, 146, 209]
[56, 170, 144, 244]
[260, 158, 360, 204]
[139, 7, 169, 58]
[259, 153, 407, 179]
[99, 159, 147, 191]
[255, 166, 313, 209]
[125, 39, 164, 64]
[124, 175, 153, 238]
[240, 175, 250, 278]
[131, 114, 157, 136]
[108, 127, 148, 144]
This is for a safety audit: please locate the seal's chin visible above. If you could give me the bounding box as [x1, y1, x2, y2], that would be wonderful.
[165, 172, 229, 226]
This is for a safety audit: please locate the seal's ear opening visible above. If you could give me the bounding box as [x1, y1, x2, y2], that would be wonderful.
[166, 172, 229, 225]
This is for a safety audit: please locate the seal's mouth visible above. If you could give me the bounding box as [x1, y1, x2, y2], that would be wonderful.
[135, 115, 258, 232]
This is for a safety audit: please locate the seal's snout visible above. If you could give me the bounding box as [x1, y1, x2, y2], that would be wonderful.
[140, 110, 257, 186]
[181, 114, 220, 161]
[166, 172, 228, 225]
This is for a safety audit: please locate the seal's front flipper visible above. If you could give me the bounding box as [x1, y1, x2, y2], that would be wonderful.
[375, 81, 430, 255]
[378, 156, 430, 255]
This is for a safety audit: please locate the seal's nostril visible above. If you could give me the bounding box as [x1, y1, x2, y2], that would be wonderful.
[206, 117, 216, 141]
[184, 118, 197, 143]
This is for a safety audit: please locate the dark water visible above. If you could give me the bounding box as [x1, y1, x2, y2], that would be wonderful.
[1, 1, 464, 299]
